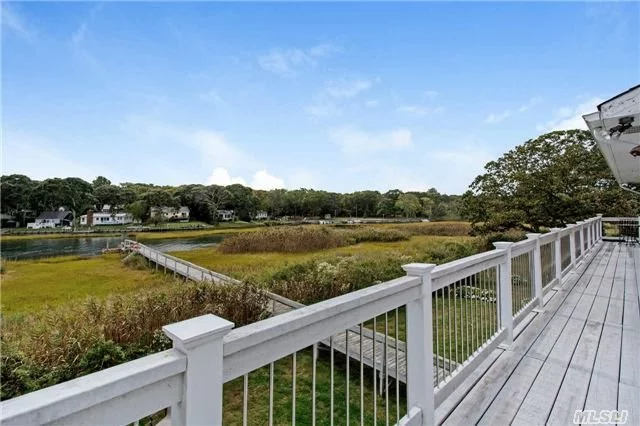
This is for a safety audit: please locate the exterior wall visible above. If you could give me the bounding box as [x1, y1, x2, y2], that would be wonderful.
[80, 213, 134, 226]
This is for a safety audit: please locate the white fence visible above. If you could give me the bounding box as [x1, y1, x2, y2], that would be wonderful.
[601, 216, 640, 244]
[0, 216, 604, 426]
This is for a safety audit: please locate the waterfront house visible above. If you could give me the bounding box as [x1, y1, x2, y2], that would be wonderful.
[80, 211, 135, 226]
[255, 210, 269, 220]
[216, 209, 235, 221]
[29, 210, 73, 228]
[150, 206, 191, 222]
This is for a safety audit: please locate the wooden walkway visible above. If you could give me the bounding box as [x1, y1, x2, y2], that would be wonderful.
[125, 240, 452, 387]
[440, 242, 640, 426]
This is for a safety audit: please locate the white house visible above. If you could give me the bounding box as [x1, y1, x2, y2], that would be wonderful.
[216, 209, 234, 221]
[80, 211, 135, 226]
[255, 211, 268, 220]
[28, 210, 73, 229]
[150, 206, 190, 221]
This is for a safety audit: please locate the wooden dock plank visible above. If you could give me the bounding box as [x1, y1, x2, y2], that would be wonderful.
[618, 382, 640, 426]
[476, 355, 543, 426]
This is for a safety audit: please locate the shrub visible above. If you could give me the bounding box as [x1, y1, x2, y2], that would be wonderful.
[1, 282, 269, 400]
[219, 226, 412, 254]
[219, 227, 346, 253]
[260, 240, 479, 304]
[391, 222, 471, 237]
[342, 227, 410, 244]
[121, 252, 149, 270]
[476, 229, 527, 251]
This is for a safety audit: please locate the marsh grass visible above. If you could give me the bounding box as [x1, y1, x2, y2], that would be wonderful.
[1, 281, 268, 400]
[388, 221, 471, 236]
[0, 254, 179, 315]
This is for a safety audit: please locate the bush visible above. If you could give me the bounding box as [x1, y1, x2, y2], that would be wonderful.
[121, 252, 149, 270]
[476, 229, 527, 251]
[219, 226, 412, 254]
[1, 282, 269, 400]
[260, 240, 479, 304]
[219, 227, 345, 253]
[391, 222, 471, 237]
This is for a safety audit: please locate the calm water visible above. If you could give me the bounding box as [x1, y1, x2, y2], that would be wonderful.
[1, 234, 227, 260]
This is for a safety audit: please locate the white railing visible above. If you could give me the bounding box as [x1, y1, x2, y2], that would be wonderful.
[601, 216, 640, 244]
[0, 216, 604, 426]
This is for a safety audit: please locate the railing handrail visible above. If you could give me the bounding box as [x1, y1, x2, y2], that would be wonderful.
[431, 249, 504, 290]
[222, 274, 421, 382]
[0, 349, 186, 425]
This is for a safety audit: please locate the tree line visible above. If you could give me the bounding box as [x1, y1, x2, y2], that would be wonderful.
[0, 175, 463, 226]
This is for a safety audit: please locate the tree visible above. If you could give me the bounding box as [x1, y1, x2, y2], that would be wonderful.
[92, 176, 111, 189]
[61, 178, 95, 229]
[0, 174, 35, 214]
[395, 193, 421, 217]
[197, 185, 229, 224]
[94, 185, 124, 209]
[461, 129, 639, 233]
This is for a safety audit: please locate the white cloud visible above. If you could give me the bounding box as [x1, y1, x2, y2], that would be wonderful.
[536, 97, 603, 132]
[485, 96, 543, 123]
[485, 110, 513, 124]
[307, 43, 341, 57]
[258, 43, 341, 76]
[305, 78, 374, 118]
[71, 22, 88, 45]
[251, 170, 285, 190]
[365, 100, 380, 108]
[518, 96, 542, 112]
[2, 4, 36, 41]
[323, 79, 373, 99]
[198, 89, 225, 106]
[206, 168, 247, 186]
[397, 105, 444, 117]
[305, 102, 342, 118]
[330, 126, 413, 156]
[205, 168, 284, 189]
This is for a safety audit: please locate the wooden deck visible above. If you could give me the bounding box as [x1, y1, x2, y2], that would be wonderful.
[439, 242, 640, 425]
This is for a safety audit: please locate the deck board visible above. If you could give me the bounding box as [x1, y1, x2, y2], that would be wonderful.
[442, 242, 639, 426]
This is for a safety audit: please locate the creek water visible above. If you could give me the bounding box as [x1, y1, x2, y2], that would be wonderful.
[1, 234, 227, 260]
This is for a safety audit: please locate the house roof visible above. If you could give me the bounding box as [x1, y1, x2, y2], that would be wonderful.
[37, 211, 72, 220]
[583, 84, 640, 186]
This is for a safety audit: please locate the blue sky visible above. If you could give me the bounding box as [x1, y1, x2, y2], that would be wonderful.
[2, 2, 638, 194]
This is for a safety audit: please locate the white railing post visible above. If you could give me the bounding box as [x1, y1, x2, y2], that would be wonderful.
[493, 242, 514, 347]
[550, 228, 562, 284]
[586, 218, 593, 250]
[569, 224, 577, 268]
[576, 221, 584, 261]
[402, 263, 436, 426]
[596, 214, 603, 240]
[526, 233, 544, 309]
[163, 314, 234, 426]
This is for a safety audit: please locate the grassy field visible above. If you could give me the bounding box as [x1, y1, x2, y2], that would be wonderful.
[0, 254, 178, 315]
